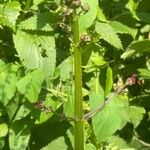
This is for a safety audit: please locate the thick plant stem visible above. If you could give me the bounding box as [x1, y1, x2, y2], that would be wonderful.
[72, 14, 84, 150]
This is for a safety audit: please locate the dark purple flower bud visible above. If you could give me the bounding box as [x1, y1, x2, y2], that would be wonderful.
[126, 74, 138, 86]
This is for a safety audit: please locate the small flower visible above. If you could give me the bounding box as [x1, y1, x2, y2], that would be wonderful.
[81, 3, 90, 12]
[80, 33, 92, 42]
[72, 0, 81, 7]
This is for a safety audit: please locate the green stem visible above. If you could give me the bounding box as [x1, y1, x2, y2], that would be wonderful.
[72, 14, 84, 150]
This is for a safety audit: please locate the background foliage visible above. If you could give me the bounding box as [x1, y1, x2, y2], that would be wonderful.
[0, 0, 150, 149]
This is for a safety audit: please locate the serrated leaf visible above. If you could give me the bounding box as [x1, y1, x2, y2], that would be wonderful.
[9, 120, 30, 150]
[0, 123, 8, 137]
[13, 30, 56, 78]
[126, 0, 139, 20]
[0, 1, 21, 30]
[14, 105, 31, 121]
[105, 67, 113, 97]
[19, 13, 56, 31]
[90, 93, 129, 142]
[109, 21, 137, 38]
[58, 57, 72, 81]
[79, 0, 98, 34]
[41, 137, 67, 150]
[95, 22, 122, 49]
[129, 106, 145, 128]
[121, 40, 150, 59]
[97, 7, 107, 22]
[17, 69, 44, 102]
[137, 12, 150, 23]
[107, 136, 130, 149]
[0, 63, 18, 106]
[85, 143, 96, 150]
[138, 68, 150, 79]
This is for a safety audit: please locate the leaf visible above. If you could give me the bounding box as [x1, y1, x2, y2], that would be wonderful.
[95, 22, 122, 49]
[13, 30, 56, 78]
[99, 66, 113, 97]
[97, 7, 107, 22]
[121, 40, 150, 59]
[14, 105, 31, 121]
[109, 21, 137, 38]
[137, 12, 150, 23]
[0, 123, 8, 137]
[33, 0, 44, 6]
[79, 0, 98, 34]
[17, 69, 44, 102]
[18, 13, 56, 31]
[107, 136, 130, 149]
[0, 62, 18, 106]
[0, 137, 5, 149]
[0, 1, 21, 30]
[85, 143, 96, 150]
[58, 57, 72, 81]
[138, 68, 150, 79]
[105, 67, 113, 97]
[129, 106, 145, 128]
[9, 120, 30, 150]
[41, 137, 68, 150]
[125, 0, 139, 20]
[90, 93, 129, 142]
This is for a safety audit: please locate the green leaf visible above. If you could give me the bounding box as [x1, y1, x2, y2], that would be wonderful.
[13, 30, 56, 78]
[138, 68, 150, 79]
[0, 62, 18, 105]
[129, 106, 145, 128]
[0, 123, 8, 137]
[41, 137, 68, 150]
[97, 7, 107, 22]
[14, 105, 31, 121]
[0, 1, 21, 30]
[107, 136, 130, 149]
[0, 137, 5, 149]
[99, 66, 113, 97]
[17, 69, 44, 102]
[109, 21, 137, 38]
[121, 40, 150, 59]
[95, 22, 122, 49]
[58, 57, 72, 81]
[9, 120, 30, 150]
[79, 0, 98, 34]
[105, 67, 113, 97]
[33, 0, 44, 6]
[90, 93, 129, 142]
[85, 143, 96, 150]
[18, 13, 56, 31]
[125, 0, 139, 20]
[137, 12, 150, 23]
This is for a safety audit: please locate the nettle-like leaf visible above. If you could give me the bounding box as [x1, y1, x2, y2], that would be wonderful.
[79, 0, 98, 34]
[13, 30, 56, 78]
[99, 66, 113, 97]
[89, 92, 129, 142]
[129, 106, 145, 128]
[41, 137, 68, 150]
[9, 120, 30, 150]
[0, 61, 18, 106]
[18, 13, 56, 31]
[95, 22, 122, 49]
[13, 105, 31, 121]
[121, 39, 150, 59]
[138, 68, 150, 79]
[17, 69, 44, 103]
[0, 1, 21, 30]
[0, 123, 8, 137]
[109, 21, 137, 38]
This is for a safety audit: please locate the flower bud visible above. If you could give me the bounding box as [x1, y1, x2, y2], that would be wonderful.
[72, 0, 81, 7]
[81, 3, 90, 12]
[80, 33, 92, 43]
